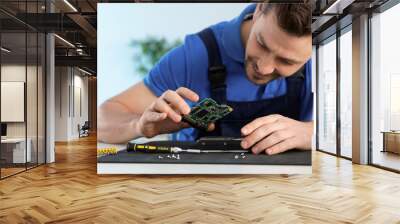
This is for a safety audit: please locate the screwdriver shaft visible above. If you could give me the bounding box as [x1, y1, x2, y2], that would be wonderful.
[128, 143, 249, 154]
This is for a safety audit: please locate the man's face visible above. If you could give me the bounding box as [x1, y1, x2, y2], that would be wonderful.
[244, 6, 312, 85]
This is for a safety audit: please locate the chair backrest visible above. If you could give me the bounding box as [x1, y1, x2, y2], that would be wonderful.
[82, 121, 90, 129]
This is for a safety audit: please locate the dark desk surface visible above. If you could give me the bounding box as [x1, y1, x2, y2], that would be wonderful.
[98, 140, 311, 166]
[381, 131, 400, 134]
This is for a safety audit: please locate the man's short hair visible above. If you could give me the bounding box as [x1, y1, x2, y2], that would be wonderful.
[260, 1, 311, 37]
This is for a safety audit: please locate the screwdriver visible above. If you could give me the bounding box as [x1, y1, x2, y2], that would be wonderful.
[127, 143, 248, 154]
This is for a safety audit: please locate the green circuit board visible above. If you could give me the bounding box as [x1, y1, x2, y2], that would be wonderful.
[182, 98, 233, 130]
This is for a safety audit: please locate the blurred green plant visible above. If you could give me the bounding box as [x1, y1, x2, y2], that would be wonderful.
[131, 36, 182, 76]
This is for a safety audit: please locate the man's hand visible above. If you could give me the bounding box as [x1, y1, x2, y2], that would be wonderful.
[240, 114, 313, 155]
[135, 87, 214, 138]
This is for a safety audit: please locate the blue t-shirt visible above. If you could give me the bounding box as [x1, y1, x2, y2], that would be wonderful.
[143, 4, 313, 141]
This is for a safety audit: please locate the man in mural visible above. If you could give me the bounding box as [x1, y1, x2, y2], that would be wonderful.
[98, 2, 313, 155]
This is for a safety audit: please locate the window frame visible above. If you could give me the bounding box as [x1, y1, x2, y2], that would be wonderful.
[367, 0, 400, 173]
[315, 24, 353, 161]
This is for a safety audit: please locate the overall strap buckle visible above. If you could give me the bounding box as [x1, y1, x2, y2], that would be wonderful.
[208, 65, 226, 89]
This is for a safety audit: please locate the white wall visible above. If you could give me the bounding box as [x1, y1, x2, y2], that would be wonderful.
[55, 67, 89, 141]
[1, 65, 39, 138]
[1, 63, 46, 164]
[55, 66, 68, 141]
[72, 72, 89, 138]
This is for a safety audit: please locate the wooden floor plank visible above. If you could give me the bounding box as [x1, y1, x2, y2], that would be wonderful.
[0, 134, 399, 223]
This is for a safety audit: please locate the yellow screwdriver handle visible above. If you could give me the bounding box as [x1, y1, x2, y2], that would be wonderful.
[127, 143, 171, 153]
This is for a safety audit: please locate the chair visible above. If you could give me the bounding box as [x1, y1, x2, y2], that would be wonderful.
[78, 121, 90, 138]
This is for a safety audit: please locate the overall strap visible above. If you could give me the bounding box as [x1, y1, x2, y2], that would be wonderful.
[198, 28, 227, 104]
[285, 66, 305, 98]
[283, 66, 305, 120]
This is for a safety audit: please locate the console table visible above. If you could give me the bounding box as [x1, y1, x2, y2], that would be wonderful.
[381, 131, 400, 154]
[1, 138, 32, 164]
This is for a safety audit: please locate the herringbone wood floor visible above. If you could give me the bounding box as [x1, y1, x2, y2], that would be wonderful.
[1, 134, 399, 224]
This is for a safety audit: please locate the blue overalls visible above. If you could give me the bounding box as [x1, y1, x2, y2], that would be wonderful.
[196, 28, 305, 139]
